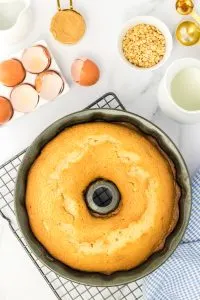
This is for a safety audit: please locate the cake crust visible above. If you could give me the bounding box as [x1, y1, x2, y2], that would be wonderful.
[26, 122, 180, 274]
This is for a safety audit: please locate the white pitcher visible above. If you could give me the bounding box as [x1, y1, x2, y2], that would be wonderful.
[158, 58, 200, 124]
[0, 0, 32, 44]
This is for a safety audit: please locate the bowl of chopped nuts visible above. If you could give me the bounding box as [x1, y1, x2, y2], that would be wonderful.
[118, 16, 173, 70]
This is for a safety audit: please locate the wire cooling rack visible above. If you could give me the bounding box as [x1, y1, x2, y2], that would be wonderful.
[0, 93, 143, 300]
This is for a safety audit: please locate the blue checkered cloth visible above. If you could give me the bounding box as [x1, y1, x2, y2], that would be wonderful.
[143, 169, 200, 300]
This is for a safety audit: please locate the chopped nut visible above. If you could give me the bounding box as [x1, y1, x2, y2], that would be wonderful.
[122, 24, 166, 68]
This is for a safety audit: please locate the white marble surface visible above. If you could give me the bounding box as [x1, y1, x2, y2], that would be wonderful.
[0, 0, 200, 299]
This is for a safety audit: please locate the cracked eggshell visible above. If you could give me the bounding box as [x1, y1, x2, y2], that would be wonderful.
[35, 70, 64, 101]
[21, 45, 51, 74]
[71, 57, 100, 86]
[10, 83, 39, 113]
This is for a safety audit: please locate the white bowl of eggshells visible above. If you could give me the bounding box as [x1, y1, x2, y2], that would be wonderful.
[118, 16, 173, 71]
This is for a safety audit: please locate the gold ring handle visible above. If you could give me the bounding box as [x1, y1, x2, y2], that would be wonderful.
[57, 0, 61, 11]
[57, 0, 73, 11]
[69, 0, 73, 10]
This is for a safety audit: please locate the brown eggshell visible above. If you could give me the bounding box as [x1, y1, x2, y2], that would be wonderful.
[10, 83, 39, 113]
[0, 59, 26, 87]
[35, 70, 64, 101]
[21, 45, 51, 74]
[71, 57, 100, 86]
[0, 96, 13, 125]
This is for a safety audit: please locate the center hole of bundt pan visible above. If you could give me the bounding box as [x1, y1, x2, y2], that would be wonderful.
[93, 187, 113, 207]
[84, 179, 121, 216]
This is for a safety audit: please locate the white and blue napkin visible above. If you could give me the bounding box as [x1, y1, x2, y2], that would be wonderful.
[143, 169, 200, 300]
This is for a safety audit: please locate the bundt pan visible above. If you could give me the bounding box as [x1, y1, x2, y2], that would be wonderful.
[15, 109, 191, 286]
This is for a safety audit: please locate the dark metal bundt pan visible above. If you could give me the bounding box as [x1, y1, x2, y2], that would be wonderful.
[15, 109, 191, 286]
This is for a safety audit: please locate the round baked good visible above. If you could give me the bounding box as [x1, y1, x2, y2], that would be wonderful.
[26, 122, 180, 274]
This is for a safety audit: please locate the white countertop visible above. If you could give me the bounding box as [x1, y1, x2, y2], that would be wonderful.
[0, 0, 200, 299]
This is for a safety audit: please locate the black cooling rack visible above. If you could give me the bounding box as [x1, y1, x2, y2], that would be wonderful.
[0, 92, 143, 300]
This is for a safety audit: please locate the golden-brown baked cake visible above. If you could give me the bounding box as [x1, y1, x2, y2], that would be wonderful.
[26, 122, 180, 274]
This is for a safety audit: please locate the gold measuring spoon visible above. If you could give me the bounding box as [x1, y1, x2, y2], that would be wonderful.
[176, 0, 200, 23]
[50, 0, 86, 44]
[176, 20, 200, 46]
